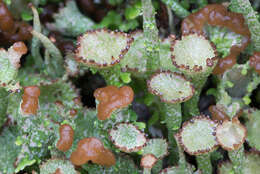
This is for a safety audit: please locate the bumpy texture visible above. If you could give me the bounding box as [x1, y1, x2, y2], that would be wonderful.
[40, 159, 77, 174]
[109, 123, 146, 152]
[245, 109, 260, 150]
[0, 0, 259, 174]
[147, 71, 194, 103]
[177, 116, 218, 155]
[171, 33, 217, 75]
[218, 153, 260, 174]
[76, 29, 133, 67]
[0, 126, 21, 174]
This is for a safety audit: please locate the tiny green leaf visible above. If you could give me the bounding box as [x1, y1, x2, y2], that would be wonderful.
[120, 72, 131, 83]
[21, 11, 33, 21]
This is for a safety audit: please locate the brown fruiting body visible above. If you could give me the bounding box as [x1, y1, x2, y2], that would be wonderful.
[209, 105, 230, 122]
[0, 0, 32, 45]
[213, 55, 237, 75]
[21, 86, 41, 115]
[94, 85, 134, 120]
[73, 97, 82, 106]
[10, 41, 28, 69]
[141, 154, 158, 169]
[56, 124, 74, 152]
[12, 41, 28, 55]
[249, 52, 260, 75]
[0, 0, 14, 32]
[70, 137, 116, 166]
[54, 100, 64, 107]
[181, 4, 250, 75]
[69, 109, 77, 117]
[54, 168, 63, 174]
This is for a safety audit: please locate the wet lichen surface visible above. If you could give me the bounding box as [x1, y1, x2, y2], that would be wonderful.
[0, 0, 260, 174]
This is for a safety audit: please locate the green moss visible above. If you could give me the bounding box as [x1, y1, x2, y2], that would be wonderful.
[0, 126, 21, 174]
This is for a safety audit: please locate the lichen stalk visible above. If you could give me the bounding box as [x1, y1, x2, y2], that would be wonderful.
[183, 76, 208, 119]
[143, 168, 151, 174]
[31, 30, 64, 78]
[174, 134, 187, 169]
[152, 159, 162, 174]
[228, 146, 245, 174]
[142, 0, 160, 72]
[171, 34, 218, 118]
[30, 4, 43, 69]
[230, 0, 260, 51]
[161, 0, 190, 18]
[161, 103, 182, 164]
[0, 87, 9, 127]
[183, 92, 200, 120]
[196, 153, 212, 174]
